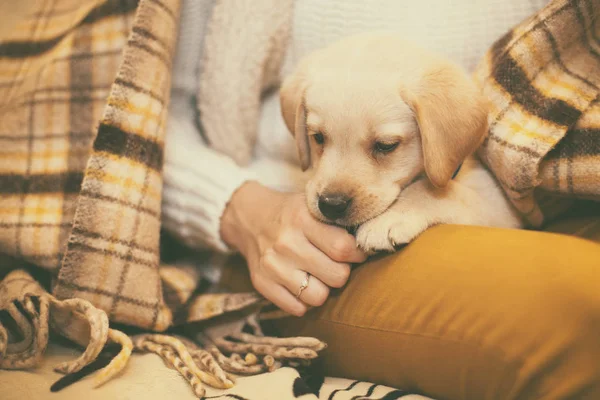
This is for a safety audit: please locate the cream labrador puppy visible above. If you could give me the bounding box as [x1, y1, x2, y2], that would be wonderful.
[280, 32, 523, 253]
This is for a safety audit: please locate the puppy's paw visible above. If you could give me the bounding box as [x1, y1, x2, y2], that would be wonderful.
[355, 209, 430, 254]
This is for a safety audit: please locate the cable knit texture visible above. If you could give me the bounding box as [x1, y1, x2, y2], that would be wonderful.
[198, 0, 294, 166]
[163, 0, 240, 252]
[163, 97, 255, 252]
[170, 0, 215, 95]
[162, 0, 548, 252]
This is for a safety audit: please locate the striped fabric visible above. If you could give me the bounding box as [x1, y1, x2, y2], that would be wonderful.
[475, 0, 600, 226]
[0, 0, 327, 394]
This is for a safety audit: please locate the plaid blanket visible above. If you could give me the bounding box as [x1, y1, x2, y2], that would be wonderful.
[0, 0, 325, 396]
[475, 0, 600, 226]
[1, 0, 599, 397]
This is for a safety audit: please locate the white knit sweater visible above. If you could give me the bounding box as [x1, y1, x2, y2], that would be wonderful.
[162, 0, 547, 253]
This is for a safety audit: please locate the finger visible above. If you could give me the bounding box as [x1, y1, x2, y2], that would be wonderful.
[252, 276, 306, 317]
[262, 249, 331, 307]
[290, 270, 330, 307]
[302, 219, 367, 263]
[275, 233, 351, 288]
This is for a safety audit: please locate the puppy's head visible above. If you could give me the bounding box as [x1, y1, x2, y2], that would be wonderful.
[280, 33, 488, 227]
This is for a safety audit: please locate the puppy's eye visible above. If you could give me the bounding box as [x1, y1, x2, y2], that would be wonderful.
[313, 132, 325, 145]
[374, 141, 400, 153]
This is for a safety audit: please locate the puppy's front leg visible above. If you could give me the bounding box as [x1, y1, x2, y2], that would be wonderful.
[355, 179, 455, 253]
[355, 171, 521, 253]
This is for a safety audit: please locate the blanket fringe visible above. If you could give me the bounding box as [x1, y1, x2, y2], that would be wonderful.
[129, 322, 327, 396]
[0, 293, 132, 388]
[0, 271, 327, 395]
[0, 295, 49, 369]
[93, 329, 133, 387]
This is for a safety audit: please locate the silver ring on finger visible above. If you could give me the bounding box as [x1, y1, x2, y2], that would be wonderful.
[296, 272, 311, 299]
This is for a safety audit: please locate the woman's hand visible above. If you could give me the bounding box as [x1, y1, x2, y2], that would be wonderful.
[220, 181, 366, 316]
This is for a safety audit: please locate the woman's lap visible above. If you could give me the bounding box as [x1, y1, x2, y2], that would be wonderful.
[220, 221, 600, 400]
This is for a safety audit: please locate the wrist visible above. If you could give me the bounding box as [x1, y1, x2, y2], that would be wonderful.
[220, 181, 280, 255]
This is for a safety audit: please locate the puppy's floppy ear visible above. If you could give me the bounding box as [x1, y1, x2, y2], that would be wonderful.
[280, 72, 310, 171]
[402, 65, 488, 187]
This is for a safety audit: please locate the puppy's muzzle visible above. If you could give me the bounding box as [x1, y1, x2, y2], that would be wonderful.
[318, 193, 352, 220]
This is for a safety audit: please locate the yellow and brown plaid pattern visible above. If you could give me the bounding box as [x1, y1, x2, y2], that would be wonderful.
[0, 0, 178, 331]
[475, 0, 600, 226]
[10, 0, 593, 393]
[0, 0, 138, 270]
[51, 0, 180, 331]
[0, 0, 325, 390]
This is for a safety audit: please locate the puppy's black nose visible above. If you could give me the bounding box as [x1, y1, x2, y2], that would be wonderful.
[318, 194, 352, 220]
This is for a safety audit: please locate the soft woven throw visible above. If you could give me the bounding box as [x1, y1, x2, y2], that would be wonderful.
[0, 0, 325, 396]
[475, 0, 600, 226]
[1, 0, 599, 397]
